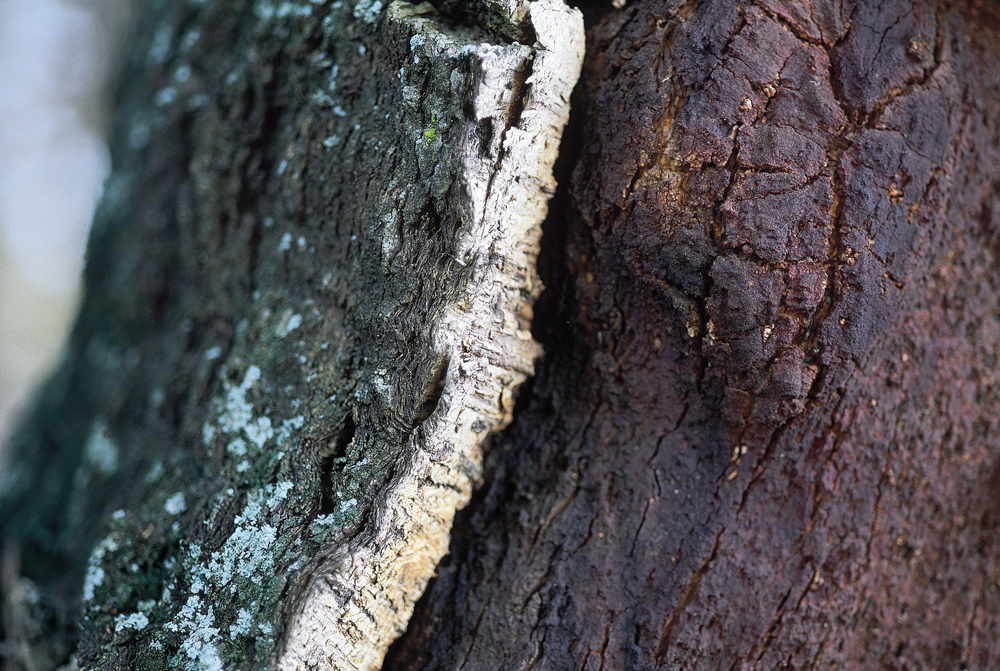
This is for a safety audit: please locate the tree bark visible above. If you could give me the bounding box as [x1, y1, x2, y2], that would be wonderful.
[387, 1, 1000, 669]
[4, 0, 1000, 670]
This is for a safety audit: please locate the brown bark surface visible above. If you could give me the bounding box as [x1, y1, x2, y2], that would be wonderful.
[386, 1, 1000, 669]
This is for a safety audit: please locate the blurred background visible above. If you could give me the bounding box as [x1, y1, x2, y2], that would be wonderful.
[0, 0, 133, 452]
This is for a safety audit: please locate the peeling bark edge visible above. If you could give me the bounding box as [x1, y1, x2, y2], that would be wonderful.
[277, 3, 583, 669]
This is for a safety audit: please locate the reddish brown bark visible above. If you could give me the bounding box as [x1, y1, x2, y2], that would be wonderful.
[387, 0, 1000, 668]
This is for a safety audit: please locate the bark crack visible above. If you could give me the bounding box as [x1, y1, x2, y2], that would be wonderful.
[654, 526, 724, 663]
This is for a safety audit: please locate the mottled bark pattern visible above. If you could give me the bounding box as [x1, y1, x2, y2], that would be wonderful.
[389, 1, 1000, 669]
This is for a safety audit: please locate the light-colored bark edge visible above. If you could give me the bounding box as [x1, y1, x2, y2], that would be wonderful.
[277, 2, 584, 669]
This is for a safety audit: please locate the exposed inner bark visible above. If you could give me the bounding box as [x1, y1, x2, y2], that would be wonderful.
[387, 1, 1000, 669]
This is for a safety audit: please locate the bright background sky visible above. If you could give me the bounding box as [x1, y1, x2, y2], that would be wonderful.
[0, 0, 132, 447]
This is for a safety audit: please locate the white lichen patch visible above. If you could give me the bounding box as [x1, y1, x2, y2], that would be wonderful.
[115, 612, 150, 632]
[218, 366, 261, 435]
[267, 481, 294, 508]
[208, 364, 304, 465]
[211, 522, 277, 586]
[230, 608, 255, 637]
[276, 311, 303, 337]
[164, 595, 224, 671]
[338, 498, 357, 513]
[227, 437, 248, 457]
[159, 480, 296, 667]
[202, 422, 216, 447]
[255, 0, 314, 20]
[245, 415, 274, 449]
[276, 415, 305, 445]
[82, 566, 105, 604]
[198, 495, 278, 588]
[167, 481, 292, 658]
[278, 2, 584, 669]
[312, 514, 338, 527]
[352, 0, 383, 23]
[165, 492, 187, 515]
[83, 535, 120, 602]
[84, 419, 119, 475]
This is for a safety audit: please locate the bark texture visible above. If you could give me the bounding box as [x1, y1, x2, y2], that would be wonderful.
[3, 0, 1000, 670]
[0, 0, 581, 668]
[386, 0, 1000, 669]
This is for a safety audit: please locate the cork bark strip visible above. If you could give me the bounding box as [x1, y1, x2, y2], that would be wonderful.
[278, 2, 583, 669]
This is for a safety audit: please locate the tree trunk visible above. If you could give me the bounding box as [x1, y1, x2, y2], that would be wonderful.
[3, 0, 1000, 670]
[388, 1, 1000, 669]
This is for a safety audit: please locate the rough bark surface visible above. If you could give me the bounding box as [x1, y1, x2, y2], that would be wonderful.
[386, 0, 1000, 669]
[0, 0, 581, 669]
[3, 0, 1000, 670]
